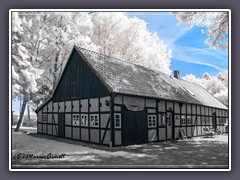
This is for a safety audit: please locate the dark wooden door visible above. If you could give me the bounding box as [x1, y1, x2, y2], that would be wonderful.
[123, 108, 147, 145]
[58, 113, 65, 138]
[212, 112, 217, 130]
[166, 112, 173, 139]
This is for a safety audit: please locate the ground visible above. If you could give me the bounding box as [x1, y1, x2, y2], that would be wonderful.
[11, 128, 229, 169]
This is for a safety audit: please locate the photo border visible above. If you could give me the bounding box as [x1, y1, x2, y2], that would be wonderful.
[9, 8, 231, 172]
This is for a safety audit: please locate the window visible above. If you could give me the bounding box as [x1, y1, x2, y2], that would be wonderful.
[72, 114, 80, 126]
[81, 114, 88, 126]
[90, 114, 99, 127]
[114, 113, 121, 128]
[148, 115, 156, 128]
[181, 115, 186, 125]
[187, 116, 192, 125]
[43, 114, 47, 122]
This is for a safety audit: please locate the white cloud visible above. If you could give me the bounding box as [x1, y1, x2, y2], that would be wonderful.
[172, 44, 228, 71]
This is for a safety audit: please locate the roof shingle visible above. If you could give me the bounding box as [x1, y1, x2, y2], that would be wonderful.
[76, 46, 227, 110]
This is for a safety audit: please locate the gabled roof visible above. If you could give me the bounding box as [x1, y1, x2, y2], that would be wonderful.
[36, 46, 227, 112]
[76, 46, 227, 110]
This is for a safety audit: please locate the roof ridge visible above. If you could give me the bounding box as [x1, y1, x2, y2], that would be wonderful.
[76, 45, 170, 77]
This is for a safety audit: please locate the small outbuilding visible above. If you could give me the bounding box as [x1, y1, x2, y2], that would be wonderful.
[36, 46, 228, 146]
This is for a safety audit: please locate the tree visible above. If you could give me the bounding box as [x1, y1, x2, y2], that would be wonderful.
[12, 12, 41, 131]
[183, 71, 228, 106]
[173, 12, 229, 50]
[91, 12, 172, 74]
[12, 12, 173, 130]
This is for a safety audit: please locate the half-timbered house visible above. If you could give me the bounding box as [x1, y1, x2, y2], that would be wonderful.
[36, 46, 228, 146]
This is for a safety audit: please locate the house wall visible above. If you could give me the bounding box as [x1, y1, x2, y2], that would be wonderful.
[37, 94, 228, 147]
[111, 94, 228, 146]
[53, 49, 109, 102]
[37, 96, 111, 146]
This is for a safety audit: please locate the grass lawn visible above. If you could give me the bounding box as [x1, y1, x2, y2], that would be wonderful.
[11, 128, 229, 169]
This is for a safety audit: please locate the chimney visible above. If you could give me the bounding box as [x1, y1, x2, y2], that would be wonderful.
[173, 70, 180, 79]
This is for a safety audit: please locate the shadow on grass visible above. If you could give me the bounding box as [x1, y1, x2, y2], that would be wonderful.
[13, 131, 228, 169]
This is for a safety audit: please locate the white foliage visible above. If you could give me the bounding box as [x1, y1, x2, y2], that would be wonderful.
[183, 71, 228, 106]
[91, 12, 172, 74]
[12, 12, 173, 113]
[174, 12, 228, 51]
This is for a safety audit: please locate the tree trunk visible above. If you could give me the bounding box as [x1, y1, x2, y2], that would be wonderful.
[15, 97, 28, 132]
[27, 103, 31, 121]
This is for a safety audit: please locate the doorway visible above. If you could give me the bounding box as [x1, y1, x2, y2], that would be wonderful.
[58, 113, 65, 138]
[123, 107, 147, 145]
[166, 112, 173, 139]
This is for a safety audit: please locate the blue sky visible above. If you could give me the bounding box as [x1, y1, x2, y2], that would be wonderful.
[127, 12, 228, 78]
[12, 12, 229, 114]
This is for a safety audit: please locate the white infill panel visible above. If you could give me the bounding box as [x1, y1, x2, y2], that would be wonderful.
[65, 114, 71, 125]
[37, 124, 42, 133]
[48, 114, 52, 123]
[53, 114, 58, 124]
[114, 106, 121, 112]
[65, 101, 71, 112]
[146, 99, 156, 107]
[42, 124, 47, 134]
[115, 131, 122, 145]
[148, 129, 157, 142]
[90, 129, 99, 143]
[147, 109, 156, 113]
[123, 96, 144, 106]
[73, 127, 80, 139]
[72, 100, 79, 112]
[90, 98, 99, 112]
[52, 126, 58, 136]
[101, 130, 110, 145]
[174, 102, 180, 113]
[59, 102, 64, 112]
[175, 127, 180, 139]
[114, 95, 122, 104]
[48, 101, 52, 112]
[37, 110, 42, 123]
[158, 100, 165, 112]
[159, 128, 166, 141]
[47, 125, 52, 135]
[65, 127, 71, 138]
[100, 97, 110, 112]
[81, 99, 88, 112]
[43, 104, 47, 113]
[166, 101, 173, 111]
[81, 128, 89, 141]
[53, 103, 58, 112]
[100, 114, 110, 128]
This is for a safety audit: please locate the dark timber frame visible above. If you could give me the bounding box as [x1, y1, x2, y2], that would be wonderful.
[36, 46, 229, 147]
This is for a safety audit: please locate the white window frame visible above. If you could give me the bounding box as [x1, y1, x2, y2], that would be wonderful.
[114, 113, 121, 128]
[81, 114, 88, 127]
[181, 115, 186, 125]
[43, 114, 47, 122]
[72, 114, 80, 126]
[148, 115, 156, 128]
[90, 114, 99, 127]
